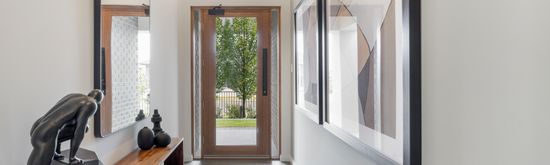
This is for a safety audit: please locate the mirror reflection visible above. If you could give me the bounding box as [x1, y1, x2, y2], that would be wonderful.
[96, 0, 151, 136]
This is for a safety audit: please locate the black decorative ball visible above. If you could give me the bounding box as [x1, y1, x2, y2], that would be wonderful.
[137, 127, 155, 150]
[154, 132, 171, 147]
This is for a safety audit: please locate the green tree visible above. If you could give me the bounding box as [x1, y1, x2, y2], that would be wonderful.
[230, 17, 257, 118]
[216, 17, 257, 118]
[215, 18, 235, 92]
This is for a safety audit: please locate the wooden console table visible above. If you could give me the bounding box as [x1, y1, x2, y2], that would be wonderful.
[115, 137, 184, 165]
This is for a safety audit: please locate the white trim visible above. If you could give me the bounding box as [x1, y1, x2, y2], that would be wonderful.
[295, 105, 320, 124]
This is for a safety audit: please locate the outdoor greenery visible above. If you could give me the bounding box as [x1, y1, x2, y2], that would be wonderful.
[215, 18, 234, 92]
[137, 66, 150, 114]
[216, 119, 256, 128]
[226, 105, 256, 119]
[215, 17, 258, 118]
[216, 106, 223, 118]
[246, 107, 256, 119]
[226, 105, 242, 119]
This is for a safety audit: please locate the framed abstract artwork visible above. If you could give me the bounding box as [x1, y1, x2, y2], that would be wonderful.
[294, 0, 324, 124]
[322, 0, 421, 164]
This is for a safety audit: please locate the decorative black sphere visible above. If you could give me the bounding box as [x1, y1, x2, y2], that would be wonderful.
[137, 127, 155, 150]
[154, 132, 171, 147]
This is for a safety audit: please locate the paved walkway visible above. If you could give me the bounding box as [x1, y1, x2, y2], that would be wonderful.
[216, 127, 257, 146]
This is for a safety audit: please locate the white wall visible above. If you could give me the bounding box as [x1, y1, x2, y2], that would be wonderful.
[150, 0, 180, 136]
[422, 0, 550, 164]
[0, 0, 179, 164]
[294, 112, 379, 165]
[177, 0, 294, 161]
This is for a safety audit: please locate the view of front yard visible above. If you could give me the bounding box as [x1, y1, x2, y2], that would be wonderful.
[216, 119, 256, 128]
[213, 17, 258, 146]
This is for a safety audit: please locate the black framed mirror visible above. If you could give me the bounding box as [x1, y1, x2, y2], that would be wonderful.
[94, 0, 152, 137]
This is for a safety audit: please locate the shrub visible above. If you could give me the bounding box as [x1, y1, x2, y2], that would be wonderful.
[246, 108, 256, 119]
[216, 107, 223, 118]
[226, 105, 241, 119]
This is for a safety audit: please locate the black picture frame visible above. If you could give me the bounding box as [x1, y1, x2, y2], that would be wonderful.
[293, 0, 325, 124]
[293, 0, 421, 164]
[93, 0, 105, 138]
[407, 0, 422, 164]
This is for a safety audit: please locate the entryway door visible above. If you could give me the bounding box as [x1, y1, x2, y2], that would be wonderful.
[201, 8, 272, 159]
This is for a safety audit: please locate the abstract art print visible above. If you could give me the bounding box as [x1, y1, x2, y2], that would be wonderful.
[294, 0, 323, 124]
[323, 0, 421, 164]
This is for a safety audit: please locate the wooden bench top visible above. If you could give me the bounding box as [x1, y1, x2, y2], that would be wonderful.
[115, 137, 184, 165]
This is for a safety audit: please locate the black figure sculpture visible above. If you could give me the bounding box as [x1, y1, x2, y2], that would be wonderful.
[28, 90, 104, 165]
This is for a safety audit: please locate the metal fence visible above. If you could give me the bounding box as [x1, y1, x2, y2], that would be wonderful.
[216, 90, 256, 118]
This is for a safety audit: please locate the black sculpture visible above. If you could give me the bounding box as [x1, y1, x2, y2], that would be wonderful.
[135, 110, 146, 121]
[151, 109, 163, 135]
[148, 109, 171, 148]
[28, 90, 104, 165]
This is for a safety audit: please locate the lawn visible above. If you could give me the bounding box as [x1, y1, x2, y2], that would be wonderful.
[216, 119, 256, 128]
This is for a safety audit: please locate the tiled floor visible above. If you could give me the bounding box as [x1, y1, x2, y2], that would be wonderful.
[185, 160, 291, 165]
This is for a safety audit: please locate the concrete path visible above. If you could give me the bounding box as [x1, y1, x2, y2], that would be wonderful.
[216, 127, 257, 146]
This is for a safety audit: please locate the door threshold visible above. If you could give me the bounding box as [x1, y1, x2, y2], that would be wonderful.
[202, 155, 271, 160]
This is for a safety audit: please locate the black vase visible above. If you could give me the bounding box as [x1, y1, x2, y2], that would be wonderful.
[154, 132, 171, 147]
[137, 127, 155, 150]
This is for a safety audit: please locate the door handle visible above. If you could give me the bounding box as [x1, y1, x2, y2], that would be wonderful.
[262, 48, 268, 96]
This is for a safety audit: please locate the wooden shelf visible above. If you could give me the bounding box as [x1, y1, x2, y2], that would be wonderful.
[115, 137, 184, 165]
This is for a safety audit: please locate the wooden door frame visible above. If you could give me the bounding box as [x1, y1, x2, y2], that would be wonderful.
[95, 5, 148, 137]
[199, 7, 273, 159]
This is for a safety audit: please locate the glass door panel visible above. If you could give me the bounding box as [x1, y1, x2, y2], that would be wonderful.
[214, 17, 259, 145]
